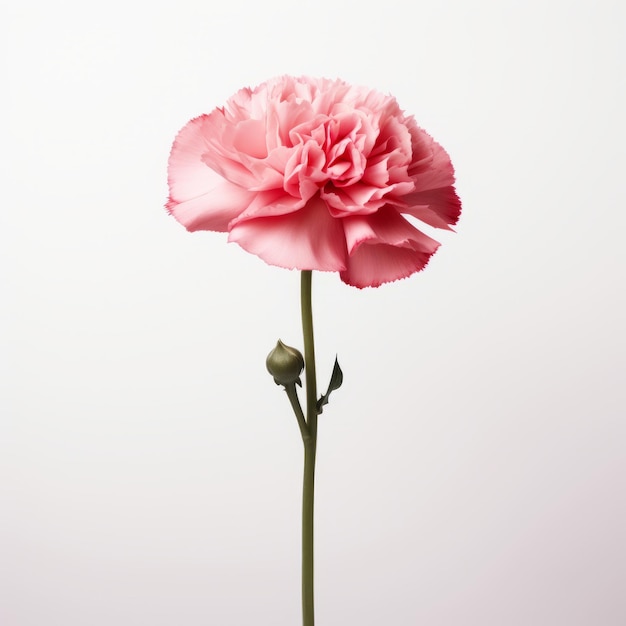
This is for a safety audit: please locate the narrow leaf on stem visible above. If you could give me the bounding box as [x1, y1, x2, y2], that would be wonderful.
[316, 357, 343, 414]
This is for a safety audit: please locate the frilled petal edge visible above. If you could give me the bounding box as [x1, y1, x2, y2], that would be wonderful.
[340, 208, 441, 288]
[402, 186, 462, 231]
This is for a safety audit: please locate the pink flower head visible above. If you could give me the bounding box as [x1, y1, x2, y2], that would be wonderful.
[167, 76, 461, 288]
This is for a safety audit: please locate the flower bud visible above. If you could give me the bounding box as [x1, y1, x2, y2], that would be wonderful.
[266, 340, 304, 386]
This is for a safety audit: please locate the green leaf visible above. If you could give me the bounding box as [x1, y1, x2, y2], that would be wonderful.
[316, 357, 343, 414]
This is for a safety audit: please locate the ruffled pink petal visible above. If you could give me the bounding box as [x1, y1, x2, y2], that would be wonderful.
[232, 189, 307, 223]
[402, 185, 462, 230]
[228, 195, 347, 271]
[197, 110, 282, 191]
[283, 141, 327, 199]
[340, 208, 440, 288]
[322, 183, 384, 214]
[361, 155, 390, 187]
[226, 118, 268, 158]
[408, 127, 456, 191]
[341, 245, 437, 288]
[166, 172, 254, 232]
[343, 207, 440, 255]
[168, 115, 221, 200]
[167, 117, 255, 231]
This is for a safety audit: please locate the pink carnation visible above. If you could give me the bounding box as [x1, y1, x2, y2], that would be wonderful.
[166, 76, 461, 288]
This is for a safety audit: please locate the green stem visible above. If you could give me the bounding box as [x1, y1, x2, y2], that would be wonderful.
[285, 384, 310, 442]
[301, 270, 317, 626]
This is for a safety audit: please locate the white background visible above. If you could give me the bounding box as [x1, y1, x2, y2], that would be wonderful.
[2, 1, 625, 624]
